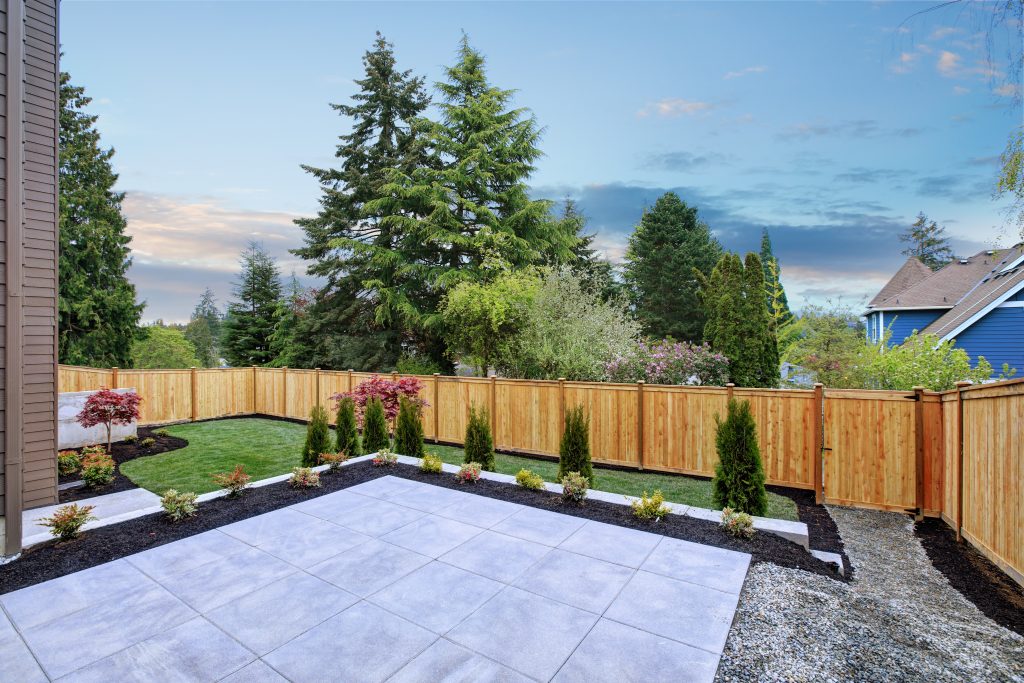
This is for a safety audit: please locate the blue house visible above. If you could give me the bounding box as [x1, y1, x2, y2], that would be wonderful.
[864, 244, 1024, 371]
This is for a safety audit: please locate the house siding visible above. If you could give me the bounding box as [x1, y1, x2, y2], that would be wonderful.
[868, 309, 945, 345]
[951, 306, 1024, 372]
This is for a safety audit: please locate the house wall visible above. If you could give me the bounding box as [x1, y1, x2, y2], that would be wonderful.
[867, 309, 945, 345]
[952, 306, 1024, 372]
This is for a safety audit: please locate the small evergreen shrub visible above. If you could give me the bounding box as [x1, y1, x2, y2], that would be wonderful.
[319, 451, 348, 471]
[455, 462, 482, 484]
[38, 503, 96, 540]
[154, 429, 170, 438]
[161, 490, 198, 522]
[289, 467, 321, 488]
[712, 399, 768, 516]
[558, 405, 592, 482]
[421, 453, 443, 474]
[362, 397, 390, 454]
[212, 464, 251, 497]
[123, 434, 138, 444]
[139, 437, 156, 448]
[302, 405, 332, 467]
[394, 397, 425, 458]
[631, 490, 670, 521]
[464, 404, 495, 471]
[335, 395, 361, 457]
[720, 507, 755, 539]
[57, 450, 81, 476]
[81, 453, 116, 488]
[560, 471, 589, 504]
[515, 468, 545, 490]
[372, 448, 397, 467]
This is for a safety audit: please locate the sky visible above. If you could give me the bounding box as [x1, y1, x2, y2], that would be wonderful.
[61, 1, 1022, 323]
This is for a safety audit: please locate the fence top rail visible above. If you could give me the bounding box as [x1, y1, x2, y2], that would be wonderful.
[824, 389, 917, 401]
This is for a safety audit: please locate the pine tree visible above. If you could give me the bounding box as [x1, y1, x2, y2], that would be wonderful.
[302, 405, 332, 467]
[222, 243, 283, 367]
[759, 229, 793, 328]
[900, 213, 954, 270]
[183, 317, 216, 368]
[394, 397, 425, 457]
[464, 404, 495, 470]
[292, 33, 431, 370]
[712, 399, 768, 516]
[552, 198, 621, 301]
[335, 396, 361, 456]
[269, 274, 313, 367]
[189, 288, 222, 364]
[558, 405, 593, 482]
[58, 71, 143, 366]
[623, 192, 723, 342]
[362, 397, 390, 453]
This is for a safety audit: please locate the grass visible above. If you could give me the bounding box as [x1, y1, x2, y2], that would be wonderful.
[119, 417, 799, 521]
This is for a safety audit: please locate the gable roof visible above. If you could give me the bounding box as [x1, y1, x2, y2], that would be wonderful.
[923, 244, 1024, 340]
[868, 257, 933, 307]
[869, 249, 1008, 311]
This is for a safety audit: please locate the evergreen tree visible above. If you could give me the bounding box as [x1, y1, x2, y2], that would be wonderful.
[222, 243, 283, 367]
[394, 397, 425, 457]
[552, 198, 621, 301]
[900, 212, 954, 270]
[712, 399, 768, 516]
[302, 405, 332, 467]
[623, 192, 722, 342]
[558, 405, 593, 482]
[269, 274, 313, 367]
[292, 33, 431, 370]
[190, 288, 222, 364]
[335, 396, 361, 457]
[58, 71, 143, 366]
[744, 253, 780, 387]
[183, 317, 216, 368]
[759, 229, 793, 328]
[362, 397, 390, 453]
[464, 404, 495, 471]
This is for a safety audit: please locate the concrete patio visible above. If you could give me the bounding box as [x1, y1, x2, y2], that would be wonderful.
[0, 475, 751, 682]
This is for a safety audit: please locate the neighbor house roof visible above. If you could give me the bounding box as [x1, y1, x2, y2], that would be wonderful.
[869, 249, 1008, 311]
[868, 257, 933, 307]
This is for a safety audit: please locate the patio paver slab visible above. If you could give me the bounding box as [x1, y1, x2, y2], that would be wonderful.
[331, 497, 426, 537]
[151, 546, 297, 612]
[288, 489, 376, 521]
[124, 530, 251, 583]
[0, 607, 47, 683]
[439, 529, 551, 583]
[388, 638, 532, 683]
[558, 520, 663, 568]
[433, 494, 523, 528]
[221, 660, 289, 683]
[640, 536, 751, 594]
[307, 538, 431, 597]
[491, 506, 587, 546]
[380, 515, 483, 558]
[513, 548, 635, 614]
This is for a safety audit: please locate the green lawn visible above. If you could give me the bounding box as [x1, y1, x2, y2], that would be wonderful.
[119, 417, 798, 521]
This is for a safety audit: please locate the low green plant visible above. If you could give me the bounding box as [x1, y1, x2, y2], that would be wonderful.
[712, 399, 768, 516]
[57, 450, 81, 476]
[139, 437, 156, 448]
[81, 453, 116, 488]
[154, 429, 171, 438]
[81, 444, 106, 456]
[362, 397, 390, 454]
[558, 405, 592, 482]
[372, 448, 397, 467]
[161, 489, 198, 522]
[464, 404, 495, 471]
[421, 452, 443, 474]
[302, 405, 332, 467]
[560, 471, 589, 504]
[394, 396, 425, 458]
[335, 395, 360, 457]
[211, 464, 251, 497]
[455, 462, 482, 484]
[319, 451, 348, 471]
[515, 468, 545, 490]
[289, 467, 321, 488]
[631, 490, 670, 521]
[123, 434, 138, 444]
[38, 503, 96, 540]
[720, 507, 755, 539]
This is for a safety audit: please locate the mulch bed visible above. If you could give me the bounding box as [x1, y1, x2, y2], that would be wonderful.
[2, 460, 845, 595]
[915, 517, 1024, 636]
[58, 427, 189, 503]
[769, 484, 852, 577]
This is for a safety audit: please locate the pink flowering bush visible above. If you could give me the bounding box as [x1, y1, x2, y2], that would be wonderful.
[605, 340, 729, 386]
[332, 375, 427, 426]
[76, 388, 142, 453]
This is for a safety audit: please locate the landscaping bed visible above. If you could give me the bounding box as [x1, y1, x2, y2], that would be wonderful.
[771, 484, 850, 576]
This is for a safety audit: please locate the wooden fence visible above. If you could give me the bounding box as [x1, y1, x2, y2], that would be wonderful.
[58, 364, 1024, 586]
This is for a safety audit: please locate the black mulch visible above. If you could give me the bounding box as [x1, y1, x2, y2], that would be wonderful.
[915, 517, 1024, 636]
[58, 427, 189, 503]
[769, 484, 852, 578]
[2, 460, 845, 595]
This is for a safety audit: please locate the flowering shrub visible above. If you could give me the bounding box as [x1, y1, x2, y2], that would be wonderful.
[631, 490, 670, 521]
[372, 448, 398, 467]
[420, 453, 443, 474]
[161, 489, 198, 522]
[81, 453, 116, 488]
[319, 452, 348, 471]
[455, 462, 482, 484]
[720, 507, 755, 539]
[560, 472, 589, 504]
[515, 468, 545, 490]
[57, 450, 81, 476]
[605, 340, 729, 386]
[289, 467, 321, 488]
[212, 464, 251, 497]
[76, 388, 142, 453]
[38, 503, 96, 540]
[331, 375, 427, 426]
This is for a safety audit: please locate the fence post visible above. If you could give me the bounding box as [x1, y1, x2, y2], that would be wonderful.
[490, 375, 497, 446]
[392, 371, 398, 383]
[913, 386, 926, 520]
[558, 378, 566, 437]
[315, 368, 321, 408]
[190, 367, 198, 422]
[282, 367, 288, 417]
[111, 366, 119, 389]
[813, 383, 824, 504]
[637, 381, 645, 471]
[251, 366, 257, 414]
[954, 380, 971, 541]
[432, 373, 440, 443]
[726, 382, 735, 403]
[348, 369, 354, 393]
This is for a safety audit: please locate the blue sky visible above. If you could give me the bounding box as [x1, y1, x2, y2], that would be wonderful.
[61, 1, 1021, 322]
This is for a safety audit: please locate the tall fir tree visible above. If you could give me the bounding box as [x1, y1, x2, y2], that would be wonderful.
[292, 33, 430, 370]
[268, 274, 313, 367]
[900, 212, 954, 270]
[221, 242, 283, 367]
[186, 288, 221, 367]
[759, 229, 793, 329]
[58, 71, 143, 366]
[623, 192, 722, 342]
[193, 288, 222, 346]
[552, 198, 620, 301]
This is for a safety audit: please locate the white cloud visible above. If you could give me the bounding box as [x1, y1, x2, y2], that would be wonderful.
[994, 83, 1021, 98]
[937, 50, 961, 76]
[889, 52, 918, 75]
[636, 98, 715, 118]
[723, 65, 768, 80]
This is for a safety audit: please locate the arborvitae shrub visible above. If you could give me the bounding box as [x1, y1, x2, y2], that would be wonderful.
[335, 396, 361, 457]
[362, 397, 390, 453]
[558, 405, 592, 482]
[302, 405, 332, 467]
[712, 398, 768, 516]
[394, 397, 425, 458]
[463, 404, 495, 471]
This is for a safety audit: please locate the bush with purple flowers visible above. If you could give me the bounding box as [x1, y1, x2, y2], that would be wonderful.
[605, 340, 729, 386]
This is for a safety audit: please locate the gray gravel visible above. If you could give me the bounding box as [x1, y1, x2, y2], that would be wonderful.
[716, 506, 1024, 683]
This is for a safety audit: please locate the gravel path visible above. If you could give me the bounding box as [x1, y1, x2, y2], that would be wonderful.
[716, 506, 1024, 683]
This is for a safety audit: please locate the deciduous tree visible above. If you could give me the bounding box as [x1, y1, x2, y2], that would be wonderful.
[131, 326, 200, 369]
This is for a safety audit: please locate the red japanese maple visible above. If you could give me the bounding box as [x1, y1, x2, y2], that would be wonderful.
[332, 375, 427, 426]
[76, 388, 143, 453]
